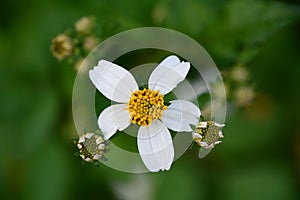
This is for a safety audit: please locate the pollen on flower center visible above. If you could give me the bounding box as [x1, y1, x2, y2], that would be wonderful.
[127, 88, 168, 126]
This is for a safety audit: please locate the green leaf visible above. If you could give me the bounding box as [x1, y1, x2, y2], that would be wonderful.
[225, 0, 300, 45]
[22, 142, 74, 200]
[206, 0, 300, 63]
[220, 163, 298, 200]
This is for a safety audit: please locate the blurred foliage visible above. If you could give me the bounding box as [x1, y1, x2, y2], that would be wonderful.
[1, 0, 300, 200]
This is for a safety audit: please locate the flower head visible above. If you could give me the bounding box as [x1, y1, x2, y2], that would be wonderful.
[83, 36, 99, 52]
[89, 55, 201, 172]
[230, 65, 249, 83]
[192, 121, 225, 150]
[127, 88, 168, 126]
[77, 132, 106, 162]
[234, 86, 255, 107]
[75, 16, 95, 35]
[51, 34, 73, 60]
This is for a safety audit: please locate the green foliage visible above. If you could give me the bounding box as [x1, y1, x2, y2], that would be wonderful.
[205, 0, 300, 65]
[1, 0, 300, 200]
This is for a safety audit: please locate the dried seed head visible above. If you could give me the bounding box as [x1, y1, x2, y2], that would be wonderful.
[192, 121, 225, 149]
[77, 132, 106, 162]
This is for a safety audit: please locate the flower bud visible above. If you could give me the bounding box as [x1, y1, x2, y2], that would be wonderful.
[230, 65, 249, 83]
[50, 34, 73, 60]
[83, 36, 99, 52]
[75, 16, 95, 35]
[77, 132, 107, 162]
[234, 86, 255, 107]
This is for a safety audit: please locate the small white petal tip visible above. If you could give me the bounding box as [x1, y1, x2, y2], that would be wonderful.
[93, 154, 102, 160]
[86, 133, 93, 139]
[214, 141, 222, 145]
[193, 132, 202, 139]
[218, 131, 224, 138]
[215, 122, 225, 127]
[197, 122, 207, 128]
[199, 141, 208, 147]
[96, 137, 104, 144]
[78, 136, 85, 143]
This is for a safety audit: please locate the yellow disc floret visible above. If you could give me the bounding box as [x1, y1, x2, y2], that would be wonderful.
[127, 88, 168, 126]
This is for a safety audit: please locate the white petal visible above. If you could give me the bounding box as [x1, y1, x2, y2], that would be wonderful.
[137, 120, 174, 172]
[93, 154, 102, 160]
[78, 136, 85, 143]
[214, 141, 222, 145]
[96, 137, 104, 144]
[85, 158, 92, 162]
[192, 132, 202, 139]
[215, 122, 225, 128]
[148, 55, 190, 94]
[162, 100, 200, 132]
[199, 141, 208, 147]
[197, 122, 207, 128]
[85, 133, 93, 139]
[218, 131, 224, 138]
[98, 104, 130, 140]
[89, 60, 139, 103]
[98, 144, 105, 150]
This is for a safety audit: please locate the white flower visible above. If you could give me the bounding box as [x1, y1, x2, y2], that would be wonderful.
[89, 55, 201, 172]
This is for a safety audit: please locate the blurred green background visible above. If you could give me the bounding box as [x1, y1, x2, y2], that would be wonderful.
[1, 0, 300, 199]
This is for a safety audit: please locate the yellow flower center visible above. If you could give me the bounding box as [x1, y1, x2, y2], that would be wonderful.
[127, 88, 168, 127]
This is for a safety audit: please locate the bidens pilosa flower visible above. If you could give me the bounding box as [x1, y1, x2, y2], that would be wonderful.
[50, 34, 73, 60]
[192, 121, 225, 158]
[89, 55, 200, 172]
[74, 16, 95, 35]
[77, 132, 106, 162]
